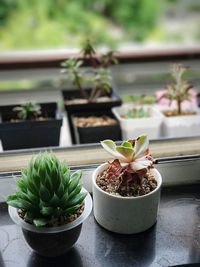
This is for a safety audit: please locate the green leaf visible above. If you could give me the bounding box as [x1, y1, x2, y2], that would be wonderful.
[33, 218, 49, 227]
[60, 191, 69, 208]
[121, 141, 132, 148]
[49, 194, 60, 207]
[134, 134, 149, 158]
[41, 206, 55, 216]
[7, 199, 24, 209]
[17, 177, 28, 193]
[39, 184, 51, 202]
[101, 140, 127, 162]
[27, 189, 39, 205]
[68, 171, 82, 193]
[56, 183, 64, 198]
[65, 205, 80, 214]
[66, 192, 87, 208]
[7, 197, 33, 210]
[63, 172, 70, 189]
[27, 178, 39, 196]
[116, 146, 134, 162]
[68, 184, 81, 200]
[101, 139, 116, 152]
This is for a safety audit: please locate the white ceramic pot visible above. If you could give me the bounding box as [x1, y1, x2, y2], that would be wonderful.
[112, 104, 164, 140]
[92, 163, 162, 234]
[158, 105, 200, 138]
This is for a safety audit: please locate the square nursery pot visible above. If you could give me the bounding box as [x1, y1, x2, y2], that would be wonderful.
[62, 88, 122, 144]
[112, 104, 164, 140]
[92, 163, 162, 234]
[71, 111, 122, 144]
[158, 105, 200, 138]
[0, 103, 62, 150]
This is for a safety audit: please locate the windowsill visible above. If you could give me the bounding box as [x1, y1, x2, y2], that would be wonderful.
[0, 184, 200, 267]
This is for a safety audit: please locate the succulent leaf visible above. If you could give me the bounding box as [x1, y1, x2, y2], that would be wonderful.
[121, 141, 132, 148]
[68, 171, 82, 193]
[7, 152, 86, 227]
[33, 218, 50, 227]
[134, 134, 149, 159]
[101, 134, 154, 172]
[101, 140, 127, 162]
[115, 146, 134, 162]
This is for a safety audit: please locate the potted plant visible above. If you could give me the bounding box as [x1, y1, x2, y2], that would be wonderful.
[92, 134, 162, 234]
[71, 111, 121, 144]
[122, 94, 156, 105]
[157, 63, 200, 138]
[60, 40, 122, 143]
[7, 152, 92, 257]
[112, 103, 163, 140]
[0, 102, 62, 150]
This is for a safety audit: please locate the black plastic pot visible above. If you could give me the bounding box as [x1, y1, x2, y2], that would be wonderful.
[8, 189, 92, 257]
[62, 88, 122, 144]
[71, 111, 121, 144]
[0, 103, 62, 150]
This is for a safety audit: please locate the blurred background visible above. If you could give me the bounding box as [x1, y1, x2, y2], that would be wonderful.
[0, 0, 200, 151]
[0, 0, 200, 51]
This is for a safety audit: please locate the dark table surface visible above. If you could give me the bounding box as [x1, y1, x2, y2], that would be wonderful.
[0, 184, 200, 267]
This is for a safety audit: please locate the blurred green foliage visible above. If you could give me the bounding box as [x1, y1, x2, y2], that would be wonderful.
[0, 0, 160, 50]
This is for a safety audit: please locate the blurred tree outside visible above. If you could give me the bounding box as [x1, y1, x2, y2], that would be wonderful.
[0, 0, 199, 50]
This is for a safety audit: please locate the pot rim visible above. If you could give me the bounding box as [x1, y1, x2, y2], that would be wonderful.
[92, 163, 162, 200]
[8, 188, 92, 234]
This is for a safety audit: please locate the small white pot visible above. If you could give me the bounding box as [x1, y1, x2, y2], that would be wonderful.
[158, 105, 200, 138]
[112, 104, 163, 140]
[92, 163, 162, 234]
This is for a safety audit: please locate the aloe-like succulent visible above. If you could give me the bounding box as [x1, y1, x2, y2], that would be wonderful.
[164, 63, 193, 115]
[101, 134, 154, 172]
[7, 152, 87, 227]
[13, 102, 41, 121]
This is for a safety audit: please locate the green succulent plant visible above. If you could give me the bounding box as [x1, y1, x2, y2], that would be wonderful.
[7, 152, 87, 227]
[100, 134, 156, 195]
[164, 63, 193, 115]
[101, 134, 154, 172]
[13, 102, 41, 120]
[61, 40, 117, 103]
[124, 107, 149, 119]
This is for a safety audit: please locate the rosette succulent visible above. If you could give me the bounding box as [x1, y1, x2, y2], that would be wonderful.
[99, 134, 156, 196]
[7, 152, 87, 227]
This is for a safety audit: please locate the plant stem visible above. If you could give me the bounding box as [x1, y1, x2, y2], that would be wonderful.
[89, 87, 98, 102]
[177, 99, 182, 115]
[73, 71, 88, 100]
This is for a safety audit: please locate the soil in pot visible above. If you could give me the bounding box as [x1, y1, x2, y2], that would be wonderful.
[74, 115, 117, 128]
[18, 205, 84, 227]
[72, 112, 121, 144]
[96, 159, 157, 197]
[162, 109, 196, 117]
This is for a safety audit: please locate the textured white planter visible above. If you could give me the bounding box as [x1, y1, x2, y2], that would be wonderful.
[92, 163, 162, 234]
[159, 105, 200, 138]
[112, 104, 163, 140]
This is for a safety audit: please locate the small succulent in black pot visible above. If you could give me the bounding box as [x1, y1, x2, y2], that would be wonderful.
[7, 152, 92, 257]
